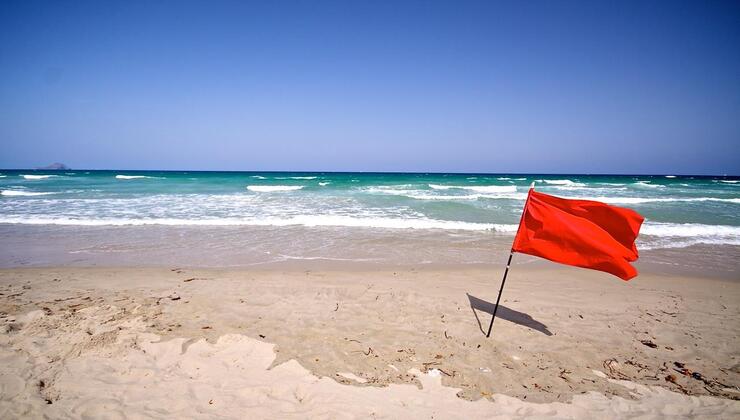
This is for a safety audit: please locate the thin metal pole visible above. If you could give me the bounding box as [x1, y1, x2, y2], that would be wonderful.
[487, 251, 513, 338]
[486, 183, 533, 338]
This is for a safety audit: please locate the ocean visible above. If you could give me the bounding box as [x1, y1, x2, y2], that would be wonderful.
[1, 170, 738, 270]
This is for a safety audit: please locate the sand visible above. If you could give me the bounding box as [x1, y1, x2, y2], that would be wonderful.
[1, 266, 739, 418]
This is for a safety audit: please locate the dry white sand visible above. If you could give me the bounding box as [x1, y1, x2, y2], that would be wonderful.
[1, 266, 738, 418]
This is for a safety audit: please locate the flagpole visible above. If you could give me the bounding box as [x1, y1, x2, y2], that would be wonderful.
[486, 182, 535, 338]
[486, 251, 513, 337]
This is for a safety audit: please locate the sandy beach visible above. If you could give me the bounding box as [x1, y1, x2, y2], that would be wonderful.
[3, 0, 739, 417]
[1, 264, 738, 418]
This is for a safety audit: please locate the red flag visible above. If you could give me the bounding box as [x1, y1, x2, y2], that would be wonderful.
[512, 188, 644, 280]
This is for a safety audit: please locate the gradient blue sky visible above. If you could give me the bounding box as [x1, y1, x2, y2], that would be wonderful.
[1, 0, 738, 174]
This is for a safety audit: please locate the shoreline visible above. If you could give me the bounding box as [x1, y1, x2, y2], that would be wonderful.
[1, 265, 738, 417]
[1, 224, 738, 281]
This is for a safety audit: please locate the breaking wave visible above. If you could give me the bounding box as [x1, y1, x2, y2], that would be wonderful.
[1, 217, 737, 247]
[246, 185, 304, 192]
[115, 175, 159, 180]
[428, 184, 518, 193]
[539, 179, 582, 186]
[638, 223, 740, 248]
[577, 196, 740, 204]
[633, 181, 664, 188]
[275, 176, 317, 180]
[1, 190, 56, 196]
[21, 175, 56, 180]
[403, 193, 527, 201]
[0, 215, 517, 232]
[640, 222, 740, 238]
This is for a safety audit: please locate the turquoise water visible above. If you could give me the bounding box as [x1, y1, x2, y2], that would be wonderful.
[1, 170, 739, 250]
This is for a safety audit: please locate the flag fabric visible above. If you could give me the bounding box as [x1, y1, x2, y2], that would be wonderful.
[512, 189, 644, 280]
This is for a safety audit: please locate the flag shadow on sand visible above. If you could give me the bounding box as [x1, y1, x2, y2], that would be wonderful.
[466, 293, 552, 336]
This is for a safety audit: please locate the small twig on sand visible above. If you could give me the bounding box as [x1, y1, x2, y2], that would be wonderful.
[603, 359, 629, 380]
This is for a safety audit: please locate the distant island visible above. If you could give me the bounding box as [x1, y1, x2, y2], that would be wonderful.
[36, 162, 70, 170]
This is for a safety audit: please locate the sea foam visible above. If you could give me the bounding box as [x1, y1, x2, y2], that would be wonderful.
[633, 181, 664, 188]
[640, 222, 740, 238]
[116, 175, 158, 180]
[428, 184, 517, 193]
[417, 192, 527, 201]
[21, 174, 55, 180]
[0, 215, 517, 232]
[549, 184, 590, 190]
[539, 179, 582, 186]
[1, 190, 55, 196]
[2, 216, 738, 244]
[366, 185, 527, 201]
[577, 196, 740, 204]
[246, 185, 304, 192]
[275, 176, 317, 180]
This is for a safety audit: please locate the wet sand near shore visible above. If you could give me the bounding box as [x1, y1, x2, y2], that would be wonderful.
[2, 224, 738, 279]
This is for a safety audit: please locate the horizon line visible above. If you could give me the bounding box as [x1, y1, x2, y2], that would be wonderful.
[0, 168, 738, 178]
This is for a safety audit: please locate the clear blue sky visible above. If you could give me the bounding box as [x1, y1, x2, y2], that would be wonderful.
[1, 0, 738, 174]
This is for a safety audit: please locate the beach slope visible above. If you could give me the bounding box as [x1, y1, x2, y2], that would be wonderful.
[1, 267, 738, 418]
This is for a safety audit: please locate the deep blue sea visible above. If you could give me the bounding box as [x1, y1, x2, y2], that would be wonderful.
[1, 170, 738, 253]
